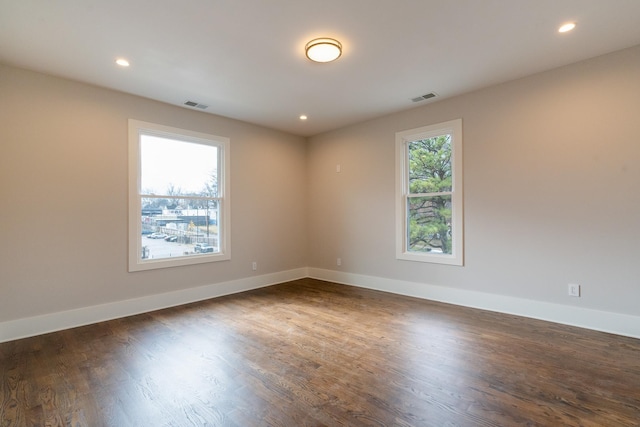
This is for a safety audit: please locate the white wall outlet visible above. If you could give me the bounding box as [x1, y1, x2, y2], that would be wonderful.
[336, 164, 341, 173]
[337, 258, 342, 266]
[568, 283, 581, 297]
[252, 261, 257, 271]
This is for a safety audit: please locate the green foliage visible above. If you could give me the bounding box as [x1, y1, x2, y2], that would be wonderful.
[408, 135, 452, 194]
[407, 135, 453, 254]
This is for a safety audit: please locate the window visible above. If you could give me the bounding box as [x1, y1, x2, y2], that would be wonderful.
[395, 119, 463, 265]
[128, 120, 230, 271]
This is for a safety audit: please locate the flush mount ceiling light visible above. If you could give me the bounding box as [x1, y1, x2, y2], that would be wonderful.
[115, 58, 130, 67]
[558, 22, 576, 33]
[305, 38, 342, 63]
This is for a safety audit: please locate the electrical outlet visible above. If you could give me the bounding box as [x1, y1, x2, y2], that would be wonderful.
[337, 258, 342, 266]
[568, 283, 581, 297]
[252, 261, 257, 271]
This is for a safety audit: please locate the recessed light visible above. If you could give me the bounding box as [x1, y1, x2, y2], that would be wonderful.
[305, 38, 342, 63]
[299, 115, 308, 120]
[558, 22, 576, 33]
[115, 58, 130, 67]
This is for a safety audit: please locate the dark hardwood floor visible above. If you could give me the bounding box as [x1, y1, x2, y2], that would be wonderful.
[1, 278, 639, 426]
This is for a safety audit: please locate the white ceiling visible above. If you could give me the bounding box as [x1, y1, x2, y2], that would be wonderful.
[2, 0, 640, 137]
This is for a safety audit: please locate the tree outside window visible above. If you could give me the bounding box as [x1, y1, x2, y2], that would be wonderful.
[408, 134, 452, 254]
[396, 119, 463, 265]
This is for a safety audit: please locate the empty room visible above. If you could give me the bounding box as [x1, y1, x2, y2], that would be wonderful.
[1, 1, 639, 426]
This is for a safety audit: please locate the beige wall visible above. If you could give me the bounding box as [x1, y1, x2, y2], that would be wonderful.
[307, 45, 640, 316]
[1, 44, 639, 331]
[0, 64, 308, 322]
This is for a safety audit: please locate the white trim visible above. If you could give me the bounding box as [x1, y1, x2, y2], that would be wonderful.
[395, 118, 463, 265]
[128, 119, 231, 271]
[308, 268, 640, 339]
[0, 268, 308, 344]
[3, 267, 638, 343]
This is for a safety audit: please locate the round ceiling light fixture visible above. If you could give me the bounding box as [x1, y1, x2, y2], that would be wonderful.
[305, 38, 342, 63]
[558, 22, 576, 33]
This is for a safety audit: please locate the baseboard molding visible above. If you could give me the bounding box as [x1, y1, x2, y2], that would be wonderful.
[0, 267, 309, 343]
[308, 268, 640, 339]
[3, 266, 638, 343]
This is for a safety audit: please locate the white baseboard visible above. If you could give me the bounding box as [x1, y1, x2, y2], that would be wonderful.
[3, 267, 638, 343]
[308, 268, 640, 340]
[0, 267, 308, 343]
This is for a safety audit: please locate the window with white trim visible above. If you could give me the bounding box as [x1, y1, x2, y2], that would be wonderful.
[396, 119, 463, 265]
[128, 120, 230, 271]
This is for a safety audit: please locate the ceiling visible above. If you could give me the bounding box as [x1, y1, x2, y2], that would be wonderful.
[1, 1, 640, 137]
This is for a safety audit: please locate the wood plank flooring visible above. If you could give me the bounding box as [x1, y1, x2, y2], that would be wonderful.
[1, 278, 639, 426]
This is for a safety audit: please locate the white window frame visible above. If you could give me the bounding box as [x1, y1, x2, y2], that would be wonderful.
[395, 118, 463, 265]
[128, 119, 230, 272]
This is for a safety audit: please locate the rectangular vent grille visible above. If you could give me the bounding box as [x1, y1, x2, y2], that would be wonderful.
[411, 92, 438, 103]
[184, 100, 209, 109]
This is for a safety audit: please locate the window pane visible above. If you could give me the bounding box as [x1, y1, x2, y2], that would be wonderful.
[129, 119, 230, 271]
[408, 134, 452, 194]
[407, 195, 452, 254]
[141, 135, 218, 196]
[140, 197, 220, 261]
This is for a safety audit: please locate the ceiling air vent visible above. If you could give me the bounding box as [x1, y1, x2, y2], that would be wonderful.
[184, 100, 209, 109]
[411, 92, 438, 103]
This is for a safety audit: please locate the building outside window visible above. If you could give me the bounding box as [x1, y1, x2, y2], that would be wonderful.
[128, 120, 230, 271]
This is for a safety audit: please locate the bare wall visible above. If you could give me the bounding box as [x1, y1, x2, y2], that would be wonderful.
[0, 64, 308, 323]
[2, 44, 639, 335]
[307, 45, 640, 317]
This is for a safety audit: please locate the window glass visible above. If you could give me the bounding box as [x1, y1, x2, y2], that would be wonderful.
[396, 119, 463, 265]
[141, 135, 219, 196]
[129, 120, 230, 271]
